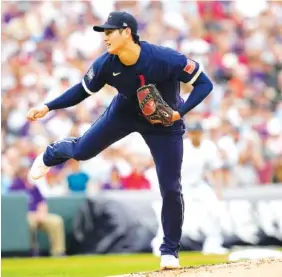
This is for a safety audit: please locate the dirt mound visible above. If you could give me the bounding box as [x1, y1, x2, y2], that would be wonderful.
[111, 258, 282, 277]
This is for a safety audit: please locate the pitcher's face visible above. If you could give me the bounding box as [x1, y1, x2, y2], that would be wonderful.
[104, 28, 130, 54]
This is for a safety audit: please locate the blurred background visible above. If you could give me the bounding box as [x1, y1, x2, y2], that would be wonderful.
[1, 0, 282, 259]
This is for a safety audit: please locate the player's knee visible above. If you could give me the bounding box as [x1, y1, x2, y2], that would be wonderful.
[159, 182, 182, 197]
[158, 175, 181, 191]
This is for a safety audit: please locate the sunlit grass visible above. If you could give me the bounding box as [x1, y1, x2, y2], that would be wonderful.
[1, 252, 229, 277]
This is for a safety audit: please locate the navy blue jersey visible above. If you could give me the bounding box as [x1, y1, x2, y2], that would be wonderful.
[82, 41, 201, 111]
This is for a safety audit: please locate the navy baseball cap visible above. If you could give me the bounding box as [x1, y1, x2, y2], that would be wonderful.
[186, 122, 203, 132]
[93, 11, 138, 35]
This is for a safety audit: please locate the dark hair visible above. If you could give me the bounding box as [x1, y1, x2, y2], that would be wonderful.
[132, 33, 140, 44]
[119, 28, 140, 44]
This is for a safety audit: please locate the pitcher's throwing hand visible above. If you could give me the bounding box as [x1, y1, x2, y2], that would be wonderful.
[27, 105, 49, 121]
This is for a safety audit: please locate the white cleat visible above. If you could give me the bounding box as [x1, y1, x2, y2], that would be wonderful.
[29, 153, 50, 181]
[160, 255, 180, 270]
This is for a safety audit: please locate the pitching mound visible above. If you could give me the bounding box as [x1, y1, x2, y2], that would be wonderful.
[111, 258, 282, 277]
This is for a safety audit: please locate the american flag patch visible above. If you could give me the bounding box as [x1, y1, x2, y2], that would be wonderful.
[184, 59, 196, 74]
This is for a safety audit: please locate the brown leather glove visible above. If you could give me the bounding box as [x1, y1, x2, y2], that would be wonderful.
[137, 84, 174, 127]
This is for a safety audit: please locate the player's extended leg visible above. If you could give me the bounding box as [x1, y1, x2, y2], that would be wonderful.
[30, 102, 133, 180]
[142, 132, 184, 268]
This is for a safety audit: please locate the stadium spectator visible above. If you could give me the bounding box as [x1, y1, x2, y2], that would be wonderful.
[65, 159, 91, 193]
[100, 166, 124, 190]
[9, 160, 66, 257]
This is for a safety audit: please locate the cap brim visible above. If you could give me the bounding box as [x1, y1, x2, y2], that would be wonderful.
[186, 124, 203, 131]
[93, 23, 119, 32]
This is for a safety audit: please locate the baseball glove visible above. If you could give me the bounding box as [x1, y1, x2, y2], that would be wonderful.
[137, 84, 174, 127]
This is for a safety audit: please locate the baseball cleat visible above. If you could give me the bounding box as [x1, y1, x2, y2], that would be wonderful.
[29, 153, 50, 180]
[160, 255, 180, 270]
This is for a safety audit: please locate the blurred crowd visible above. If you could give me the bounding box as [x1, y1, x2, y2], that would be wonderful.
[2, 0, 282, 197]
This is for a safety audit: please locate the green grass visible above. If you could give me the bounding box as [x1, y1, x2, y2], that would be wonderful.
[1, 252, 228, 277]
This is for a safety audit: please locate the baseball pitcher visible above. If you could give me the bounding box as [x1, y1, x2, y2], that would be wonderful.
[27, 11, 213, 269]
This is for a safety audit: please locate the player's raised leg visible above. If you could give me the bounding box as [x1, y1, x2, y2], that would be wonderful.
[142, 132, 184, 269]
[29, 101, 132, 180]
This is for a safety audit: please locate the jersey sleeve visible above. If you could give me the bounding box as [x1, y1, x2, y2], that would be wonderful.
[82, 54, 107, 95]
[177, 57, 202, 85]
[165, 48, 202, 85]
